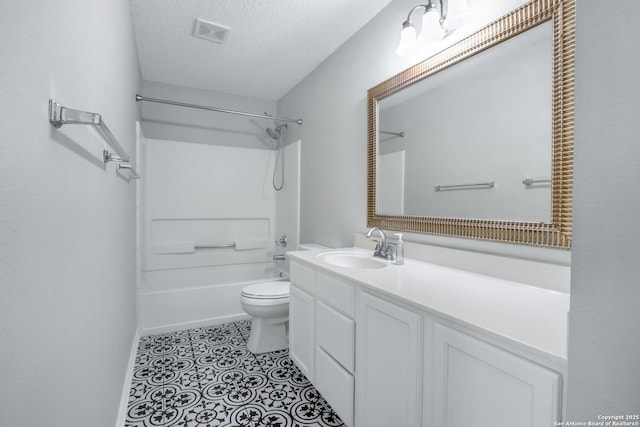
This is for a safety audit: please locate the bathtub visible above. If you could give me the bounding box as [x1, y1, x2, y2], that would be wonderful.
[139, 262, 287, 335]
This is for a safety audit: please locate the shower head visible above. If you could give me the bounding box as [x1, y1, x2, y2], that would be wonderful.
[265, 111, 287, 140]
[266, 123, 287, 140]
[266, 127, 281, 140]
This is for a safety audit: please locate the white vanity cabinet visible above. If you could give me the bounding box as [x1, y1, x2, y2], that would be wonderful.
[356, 291, 422, 427]
[430, 323, 561, 427]
[288, 256, 565, 427]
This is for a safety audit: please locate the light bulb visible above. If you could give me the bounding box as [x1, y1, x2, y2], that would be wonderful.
[418, 7, 445, 43]
[396, 21, 418, 56]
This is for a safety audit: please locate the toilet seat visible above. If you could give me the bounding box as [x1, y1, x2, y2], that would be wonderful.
[241, 281, 290, 300]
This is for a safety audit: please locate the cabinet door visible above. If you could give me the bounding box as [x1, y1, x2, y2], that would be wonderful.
[432, 323, 561, 427]
[356, 292, 422, 427]
[289, 284, 315, 381]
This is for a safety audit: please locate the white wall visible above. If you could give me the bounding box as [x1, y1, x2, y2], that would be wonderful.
[277, 0, 568, 263]
[567, 0, 640, 417]
[0, 1, 141, 426]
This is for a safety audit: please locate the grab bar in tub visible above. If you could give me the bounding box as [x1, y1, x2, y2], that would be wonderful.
[195, 243, 236, 249]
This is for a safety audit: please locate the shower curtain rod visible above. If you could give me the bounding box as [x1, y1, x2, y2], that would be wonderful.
[135, 94, 303, 125]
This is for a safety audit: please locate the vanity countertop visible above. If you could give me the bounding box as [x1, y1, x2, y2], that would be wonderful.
[288, 247, 569, 360]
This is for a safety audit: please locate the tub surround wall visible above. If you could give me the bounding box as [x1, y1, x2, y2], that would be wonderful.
[0, 0, 141, 426]
[141, 139, 277, 268]
[275, 140, 302, 268]
[138, 83, 301, 333]
[139, 136, 278, 333]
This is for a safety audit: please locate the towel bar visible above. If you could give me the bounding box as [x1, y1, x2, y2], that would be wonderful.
[48, 99, 140, 181]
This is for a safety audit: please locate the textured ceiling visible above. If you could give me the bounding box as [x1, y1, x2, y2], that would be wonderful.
[131, 0, 394, 101]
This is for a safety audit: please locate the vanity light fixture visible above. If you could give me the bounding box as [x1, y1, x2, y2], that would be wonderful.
[396, 0, 471, 56]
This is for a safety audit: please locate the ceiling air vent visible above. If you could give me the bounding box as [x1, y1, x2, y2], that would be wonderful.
[193, 18, 230, 44]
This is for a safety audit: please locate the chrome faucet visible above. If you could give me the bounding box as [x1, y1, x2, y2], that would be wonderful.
[366, 227, 394, 260]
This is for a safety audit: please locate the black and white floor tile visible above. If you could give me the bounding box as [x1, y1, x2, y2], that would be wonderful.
[126, 320, 345, 427]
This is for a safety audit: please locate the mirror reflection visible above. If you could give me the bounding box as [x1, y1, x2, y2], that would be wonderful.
[377, 21, 553, 222]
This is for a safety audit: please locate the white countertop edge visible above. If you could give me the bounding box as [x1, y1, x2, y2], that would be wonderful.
[289, 247, 569, 361]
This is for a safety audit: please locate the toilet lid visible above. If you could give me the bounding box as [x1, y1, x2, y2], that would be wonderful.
[242, 281, 290, 299]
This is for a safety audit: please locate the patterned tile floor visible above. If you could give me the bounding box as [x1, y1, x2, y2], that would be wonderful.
[126, 320, 345, 427]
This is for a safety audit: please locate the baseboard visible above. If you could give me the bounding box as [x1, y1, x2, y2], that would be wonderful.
[115, 329, 140, 427]
[139, 313, 251, 337]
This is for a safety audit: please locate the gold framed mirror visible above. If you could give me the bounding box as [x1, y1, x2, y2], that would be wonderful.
[367, 0, 575, 249]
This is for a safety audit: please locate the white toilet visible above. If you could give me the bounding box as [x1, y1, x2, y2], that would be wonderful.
[240, 281, 291, 354]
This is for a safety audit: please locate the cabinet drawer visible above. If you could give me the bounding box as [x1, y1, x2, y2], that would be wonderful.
[316, 301, 355, 373]
[316, 272, 355, 316]
[315, 347, 354, 427]
[290, 261, 315, 294]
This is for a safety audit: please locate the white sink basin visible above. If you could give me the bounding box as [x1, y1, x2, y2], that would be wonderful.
[318, 251, 388, 269]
